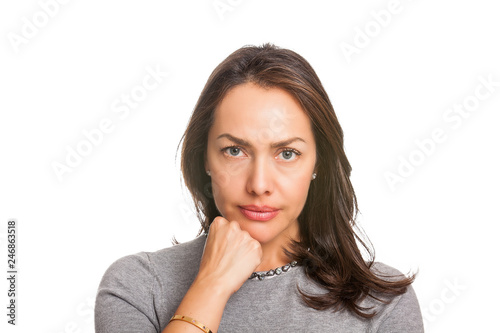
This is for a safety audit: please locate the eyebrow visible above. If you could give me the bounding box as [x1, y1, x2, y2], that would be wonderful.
[216, 133, 306, 148]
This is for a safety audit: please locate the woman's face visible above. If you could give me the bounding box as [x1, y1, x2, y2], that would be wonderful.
[205, 82, 317, 246]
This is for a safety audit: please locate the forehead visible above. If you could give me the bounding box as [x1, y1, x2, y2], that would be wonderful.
[210, 83, 314, 144]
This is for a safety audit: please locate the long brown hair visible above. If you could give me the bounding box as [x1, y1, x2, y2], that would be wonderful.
[178, 43, 415, 318]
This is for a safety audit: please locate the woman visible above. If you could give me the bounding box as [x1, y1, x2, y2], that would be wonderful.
[95, 43, 424, 332]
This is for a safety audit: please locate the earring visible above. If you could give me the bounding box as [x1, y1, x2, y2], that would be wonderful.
[206, 170, 211, 176]
[312, 173, 317, 180]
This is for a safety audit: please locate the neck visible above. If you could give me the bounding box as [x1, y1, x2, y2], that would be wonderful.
[255, 244, 291, 272]
[254, 231, 299, 272]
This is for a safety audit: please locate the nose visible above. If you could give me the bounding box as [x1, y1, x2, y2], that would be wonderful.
[246, 157, 274, 196]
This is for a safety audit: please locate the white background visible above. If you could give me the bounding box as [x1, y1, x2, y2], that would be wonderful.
[1, 0, 499, 332]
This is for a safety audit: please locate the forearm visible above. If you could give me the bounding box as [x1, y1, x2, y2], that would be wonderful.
[162, 278, 231, 333]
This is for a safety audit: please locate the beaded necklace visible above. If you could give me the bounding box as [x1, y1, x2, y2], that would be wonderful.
[248, 261, 299, 281]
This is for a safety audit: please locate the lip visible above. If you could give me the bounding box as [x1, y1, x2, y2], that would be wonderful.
[239, 205, 280, 221]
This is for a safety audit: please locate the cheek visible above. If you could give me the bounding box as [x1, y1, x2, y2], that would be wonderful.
[210, 165, 246, 192]
[210, 170, 244, 209]
[219, 160, 247, 180]
[210, 170, 232, 193]
[279, 174, 312, 203]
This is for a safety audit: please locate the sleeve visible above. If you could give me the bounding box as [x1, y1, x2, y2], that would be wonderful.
[94, 252, 161, 333]
[376, 285, 424, 333]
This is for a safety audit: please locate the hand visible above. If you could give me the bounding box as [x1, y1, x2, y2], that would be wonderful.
[195, 216, 262, 296]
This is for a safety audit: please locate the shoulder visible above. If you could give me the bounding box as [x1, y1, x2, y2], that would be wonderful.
[147, 234, 207, 278]
[365, 262, 424, 332]
[150, 233, 207, 264]
[99, 234, 207, 285]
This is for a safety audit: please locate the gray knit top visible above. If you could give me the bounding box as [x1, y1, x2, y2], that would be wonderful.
[95, 235, 424, 332]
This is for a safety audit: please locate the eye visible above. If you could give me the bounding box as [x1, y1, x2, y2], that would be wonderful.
[277, 149, 301, 161]
[222, 146, 245, 157]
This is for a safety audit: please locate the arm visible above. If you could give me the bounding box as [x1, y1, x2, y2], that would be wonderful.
[95, 217, 261, 333]
[94, 252, 160, 332]
[94, 251, 229, 333]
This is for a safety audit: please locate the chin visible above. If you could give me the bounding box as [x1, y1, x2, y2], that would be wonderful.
[246, 230, 274, 244]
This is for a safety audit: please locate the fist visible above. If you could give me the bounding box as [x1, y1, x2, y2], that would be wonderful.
[196, 216, 262, 295]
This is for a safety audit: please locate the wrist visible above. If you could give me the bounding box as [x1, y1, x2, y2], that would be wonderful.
[167, 276, 230, 333]
[192, 274, 233, 301]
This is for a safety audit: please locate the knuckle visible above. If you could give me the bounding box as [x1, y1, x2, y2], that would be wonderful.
[228, 220, 241, 231]
[214, 216, 226, 224]
[251, 239, 261, 250]
[211, 216, 226, 228]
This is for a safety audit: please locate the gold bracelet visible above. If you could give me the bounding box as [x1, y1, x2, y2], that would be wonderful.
[169, 314, 213, 333]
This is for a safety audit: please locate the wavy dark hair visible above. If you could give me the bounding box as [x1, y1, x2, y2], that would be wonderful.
[177, 43, 415, 318]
